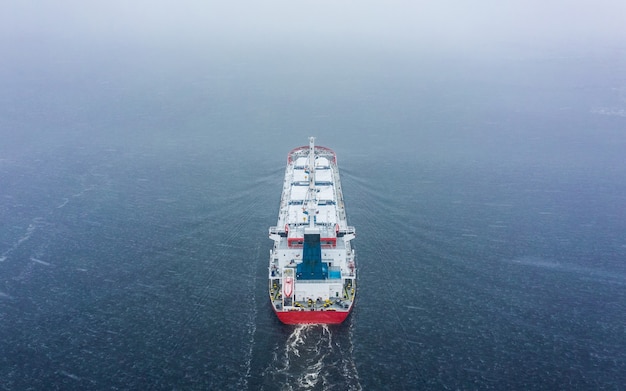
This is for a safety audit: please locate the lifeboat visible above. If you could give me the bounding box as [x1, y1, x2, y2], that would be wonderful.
[283, 277, 294, 297]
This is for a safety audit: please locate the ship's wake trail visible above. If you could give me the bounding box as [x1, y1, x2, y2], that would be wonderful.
[263, 324, 362, 391]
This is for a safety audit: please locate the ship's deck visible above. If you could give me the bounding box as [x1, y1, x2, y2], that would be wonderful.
[269, 143, 356, 321]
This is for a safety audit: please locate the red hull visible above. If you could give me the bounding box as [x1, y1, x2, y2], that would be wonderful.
[275, 309, 350, 325]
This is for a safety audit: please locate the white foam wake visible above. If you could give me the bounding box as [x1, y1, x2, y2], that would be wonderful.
[286, 325, 310, 358]
[264, 322, 362, 390]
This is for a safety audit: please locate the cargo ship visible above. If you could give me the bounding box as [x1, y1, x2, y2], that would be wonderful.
[268, 137, 356, 324]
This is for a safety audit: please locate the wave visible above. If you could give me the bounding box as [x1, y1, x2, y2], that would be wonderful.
[30, 257, 51, 266]
[0, 291, 13, 300]
[591, 106, 626, 117]
[1, 218, 44, 260]
[505, 256, 626, 283]
[262, 323, 361, 391]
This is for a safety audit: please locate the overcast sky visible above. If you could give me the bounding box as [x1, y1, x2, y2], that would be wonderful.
[2, 0, 626, 52]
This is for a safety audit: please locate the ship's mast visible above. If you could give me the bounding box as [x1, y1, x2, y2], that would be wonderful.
[308, 136, 317, 228]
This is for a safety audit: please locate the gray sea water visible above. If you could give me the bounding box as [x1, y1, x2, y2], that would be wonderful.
[1, 40, 626, 390]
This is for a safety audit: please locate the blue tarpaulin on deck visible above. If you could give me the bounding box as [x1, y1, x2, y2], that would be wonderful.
[296, 233, 327, 280]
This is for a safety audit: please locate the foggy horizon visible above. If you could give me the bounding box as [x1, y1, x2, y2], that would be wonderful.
[3, 1, 626, 56]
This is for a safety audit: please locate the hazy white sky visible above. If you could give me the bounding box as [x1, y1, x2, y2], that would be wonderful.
[2, 1, 626, 52]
